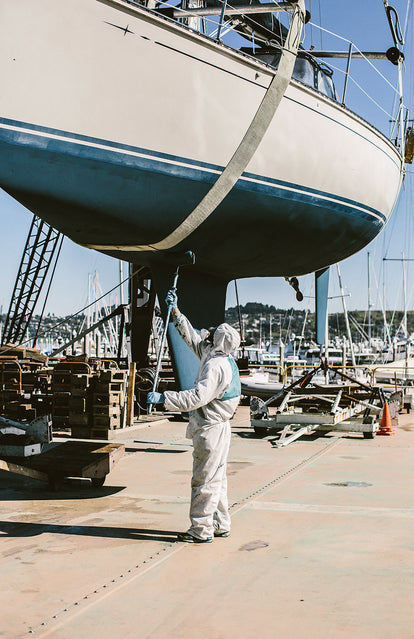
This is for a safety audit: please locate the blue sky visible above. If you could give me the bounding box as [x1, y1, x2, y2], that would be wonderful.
[0, 0, 412, 317]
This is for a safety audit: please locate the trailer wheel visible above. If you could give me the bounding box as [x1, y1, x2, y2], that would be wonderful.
[254, 425, 268, 437]
[91, 476, 106, 487]
[363, 431, 376, 439]
[48, 474, 63, 491]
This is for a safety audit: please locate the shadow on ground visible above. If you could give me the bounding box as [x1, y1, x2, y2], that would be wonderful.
[0, 520, 179, 542]
[0, 471, 125, 500]
[125, 447, 187, 454]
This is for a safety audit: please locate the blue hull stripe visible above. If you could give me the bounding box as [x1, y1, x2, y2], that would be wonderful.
[0, 116, 387, 225]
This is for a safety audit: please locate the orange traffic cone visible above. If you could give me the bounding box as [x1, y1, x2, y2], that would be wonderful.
[378, 402, 395, 436]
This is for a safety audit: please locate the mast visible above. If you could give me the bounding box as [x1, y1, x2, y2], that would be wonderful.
[378, 263, 392, 351]
[383, 256, 412, 340]
[269, 314, 272, 351]
[402, 252, 408, 337]
[367, 252, 372, 345]
[336, 264, 356, 367]
[119, 261, 124, 306]
[234, 280, 245, 358]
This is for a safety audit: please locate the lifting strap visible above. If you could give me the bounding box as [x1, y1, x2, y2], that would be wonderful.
[87, 0, 305, 254]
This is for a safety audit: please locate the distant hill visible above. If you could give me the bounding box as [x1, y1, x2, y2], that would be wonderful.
[2, 304, 413, 347]
[225, 303, 414, 343]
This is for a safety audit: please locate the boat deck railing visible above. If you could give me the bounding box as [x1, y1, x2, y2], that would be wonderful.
[126, 0, 410, 152]
[304, 19, 408, 154]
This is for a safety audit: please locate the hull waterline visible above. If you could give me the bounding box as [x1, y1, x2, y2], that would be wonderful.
[0, 112, 398, 279]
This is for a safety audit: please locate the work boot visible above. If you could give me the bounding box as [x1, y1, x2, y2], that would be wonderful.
[177, 532, 213, 544]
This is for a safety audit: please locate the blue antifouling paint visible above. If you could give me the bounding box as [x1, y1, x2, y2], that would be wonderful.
[167, 322, 199, 390]
[315, 267, 330, 346]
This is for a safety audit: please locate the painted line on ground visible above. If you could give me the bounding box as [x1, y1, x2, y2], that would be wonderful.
[248, 501, 414, 518]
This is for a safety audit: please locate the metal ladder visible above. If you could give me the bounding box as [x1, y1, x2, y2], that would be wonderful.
[2, 215, 63, 346]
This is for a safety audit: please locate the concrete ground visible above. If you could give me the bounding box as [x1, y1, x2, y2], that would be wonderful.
[1, 406, 414, 639]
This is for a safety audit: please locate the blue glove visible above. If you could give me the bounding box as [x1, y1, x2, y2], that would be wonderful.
[165, 288, 178, 310]
[147, 391, 165, 406]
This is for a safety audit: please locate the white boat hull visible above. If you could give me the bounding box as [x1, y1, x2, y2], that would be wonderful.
[0, 0, 404, 279]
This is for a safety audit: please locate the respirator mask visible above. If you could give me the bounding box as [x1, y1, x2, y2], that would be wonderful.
[200, 326, 218, 344]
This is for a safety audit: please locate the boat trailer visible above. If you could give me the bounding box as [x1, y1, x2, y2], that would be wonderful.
[250, 364, 399, 447]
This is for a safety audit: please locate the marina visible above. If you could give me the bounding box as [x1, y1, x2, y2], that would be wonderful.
[0, 0, 414, 636]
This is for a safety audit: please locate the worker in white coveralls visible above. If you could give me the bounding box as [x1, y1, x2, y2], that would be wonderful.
[147, 289, 241, 543]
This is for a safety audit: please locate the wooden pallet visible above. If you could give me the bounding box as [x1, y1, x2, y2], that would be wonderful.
[0, 441, 124, 488]
[93, 414, 121, 428]
[69, 413, 90, 426]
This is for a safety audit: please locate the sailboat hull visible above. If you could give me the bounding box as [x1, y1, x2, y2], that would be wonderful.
[1, 119, 389, 277]
[0, 0, 403, 279]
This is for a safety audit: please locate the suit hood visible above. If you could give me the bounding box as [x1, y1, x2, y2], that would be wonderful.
[213, 323, 240, 355]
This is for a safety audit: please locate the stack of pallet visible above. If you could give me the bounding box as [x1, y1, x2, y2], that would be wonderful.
[57, 366, 128, 440]
[24, 368, 52, 418]
[0, 344, 48, 366]
[51, 366, 71, 428]
[52, 362, 93, 432]
[0, 350, 52, 422]
[68, 371, 93, 435]
[88, 369, 127, 439]
[0, 351, 130, 438]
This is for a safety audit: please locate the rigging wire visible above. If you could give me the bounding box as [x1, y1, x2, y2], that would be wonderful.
[307, 21, 401, 94]
[388, 264, 404, 337]
[1, 266, 146, 354]
[33, 235, 65, 347]
[308, 0, 313, 48]
[372, 263, 392, 346]
[317, 0, 322, 49]
[381, 1, 414, 335]
[402, 0, 412, 41]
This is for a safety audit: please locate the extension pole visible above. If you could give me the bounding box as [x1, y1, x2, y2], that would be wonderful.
[147, 268, 180, 415]
[147, 250, 195, 414]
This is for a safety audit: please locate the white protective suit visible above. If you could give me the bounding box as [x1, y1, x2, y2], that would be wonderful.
[163, 310, 241, 540]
